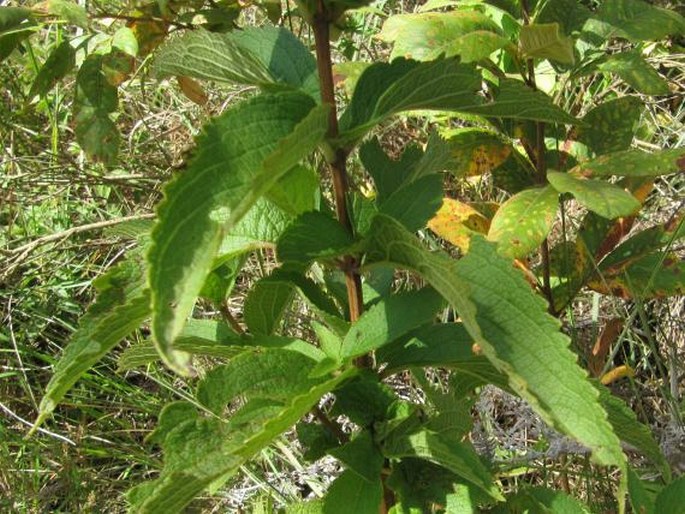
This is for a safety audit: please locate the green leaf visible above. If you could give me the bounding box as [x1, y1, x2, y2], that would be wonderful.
[443, 127, 513, 178]
[378, 11, 512, 63]
[378, 324, 509, 389]
[329, 431, 384, 483]
[216, 198, 292, 261]
[503, 486, 592, 513]
[34, 257, 150, 428]
[244, 278, 295, 335]
[112, 26, 138, 57]
[597, 51, 670, 96]
[266, 165, 319, 216]
[148, 93, 328, 372]
[571, 148, 685, 178]
[323, 470, 383, 514]
[277, 211, 355, 266]
[364, 215, 625, 468]
[331, 372, 396, 426]
[73, 54, 119, 164]
[576, 96, 642, 155]
[197, 349, 322, 414]
[0, 7, 34, 63]
[547, 171, 640, 219]
[340, 288, 443, 360]
[154, 26, 319, 98]
[627, 468, 657, 514]
[339, 57, 483, 144]
[200, 256, 245, 305]
[655, 475, 685, 514]
[117, 320, 242, 371]
[29, 40, 75, 99]
[460, 79, 580, 125]
[596, 383, 670, 480]
[535, 0, 591, 36]
[0, 7, 31, 32]
[379, 174, 444, 232]
[36, 0, 88, 27]
[487, 186, 558, 259]
[519, 23, 575, 65]
[383, 429, 502, 500]
[128, 368, 355, 513]
[591, 0, 685, 43]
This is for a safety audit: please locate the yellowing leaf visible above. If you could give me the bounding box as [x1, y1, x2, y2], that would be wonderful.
[177, 76, 208, 105]
[428, 198, 491, 252]
[442, 128, 512, 177]
[488, 186, 558, 259]
[600, 365, 634, 385]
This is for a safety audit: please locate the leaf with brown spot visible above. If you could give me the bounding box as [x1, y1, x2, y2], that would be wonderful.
[589, 252, 685, 299]
[488, 186, 558, 259]
[600, 365, 634, 385]
[178, 76, 208, 106]
[588, 318, 623, 378]
[549, 240, 591, 312]
[570, 148, 685, 178]
[443, 128, 513, 178]
[428, 198, 490, 252]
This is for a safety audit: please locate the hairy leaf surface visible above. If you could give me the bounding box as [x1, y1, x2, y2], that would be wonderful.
[365, 215, 624, 468]
[148, 93, 327, 372]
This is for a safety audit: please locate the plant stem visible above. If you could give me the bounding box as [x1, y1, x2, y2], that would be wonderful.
[311, 6, 365, 327]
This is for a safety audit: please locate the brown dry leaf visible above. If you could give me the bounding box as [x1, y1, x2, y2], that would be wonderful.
[588, 318, 623, 377]
[177, 76, 208, 106]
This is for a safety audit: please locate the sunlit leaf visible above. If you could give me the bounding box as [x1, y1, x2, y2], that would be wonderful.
[570, 148, 685, 178]
[428, 198, 491, 253]
[519, 23, 575, 64]
[487, 186, 558, 258]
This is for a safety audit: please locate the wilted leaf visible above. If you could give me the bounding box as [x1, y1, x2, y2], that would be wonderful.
[177, 76, 208, 105]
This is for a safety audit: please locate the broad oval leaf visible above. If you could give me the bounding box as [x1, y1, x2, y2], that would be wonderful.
[29, 40, 75, 99]
[519, 23, 575, 65]
[244, 278, 295, 336]
[571, 148, 685, 178]
[443, 127, 513, 178]
[597, 51, 670, 96]
[364, 215, 625, 469]
[488, 186, 558, 259]
[147, 93, 328, 372]
[576, 96, 643, 155]
[379, 11, 512, 63]
[428, 198, 491, 253]
[547, 171, 640, 219]
[590, 0, 685, 43]
[154, 26, 319, 98]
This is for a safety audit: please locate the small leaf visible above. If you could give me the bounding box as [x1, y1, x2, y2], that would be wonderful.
[112, 26, 138, 57]
[379, 174, 444, 232]
[519, 23, 575, 65]
[29, 40, 75, 99]
[379, 11, 512, 63]
[244, 278, 295, 335]
[148, 93, 327, 372]
[547, 171, 640, 219]
[382, 429, 502, 500]
[323, 470, 383, 514]
[339, 57, 483, 144]
[34, 257, 149, 428]
[33, 0, 88, 27]
[340, 288, 443, 360]
[654, 475, 685, 514]
[488, 186, 558, 258]
[460, 78, 580, 125]
[154, 26, 319, 98]
[177, 76, 208, 105]
[329, 432, 384, 483]
[590, 0, 685, 43]
[571, 148, 685, 178]
[598, 51, 670, 96]
[576, 96, 643, 155]
[277, 211, 355, 266]
[443, 128, 513, 178]
[428, 198, 491, 253]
